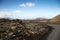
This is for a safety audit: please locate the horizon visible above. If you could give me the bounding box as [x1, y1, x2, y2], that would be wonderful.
[0, 0, 60, 19]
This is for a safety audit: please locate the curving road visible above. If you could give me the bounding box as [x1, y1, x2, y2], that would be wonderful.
[47, 24, 60, 40]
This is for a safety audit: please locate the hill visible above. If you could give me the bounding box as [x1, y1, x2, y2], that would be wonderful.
[49, 14, 60, 24]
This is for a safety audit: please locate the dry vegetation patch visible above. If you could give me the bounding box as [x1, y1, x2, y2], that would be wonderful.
[0, 19, 53, 40]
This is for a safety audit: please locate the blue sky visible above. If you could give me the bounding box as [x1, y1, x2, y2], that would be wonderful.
[0, 0, 60, 19]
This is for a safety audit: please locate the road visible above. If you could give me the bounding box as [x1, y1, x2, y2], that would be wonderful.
[47, 24, 60, 40]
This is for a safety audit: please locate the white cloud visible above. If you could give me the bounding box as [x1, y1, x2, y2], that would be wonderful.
[0, 10, 22, 19]
[0, 10, 37, 19]
[19, 2, 35, 7]
[13, 10, 22, 13]
[0, 11, 11, 18]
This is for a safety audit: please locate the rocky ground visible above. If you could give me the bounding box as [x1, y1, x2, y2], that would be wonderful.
[0, 19, 53, 40]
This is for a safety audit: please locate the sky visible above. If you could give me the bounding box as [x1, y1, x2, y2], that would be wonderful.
[0, 0, 60, 19]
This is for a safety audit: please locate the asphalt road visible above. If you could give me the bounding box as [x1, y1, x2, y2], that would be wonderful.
[47, 24, 60, 40]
